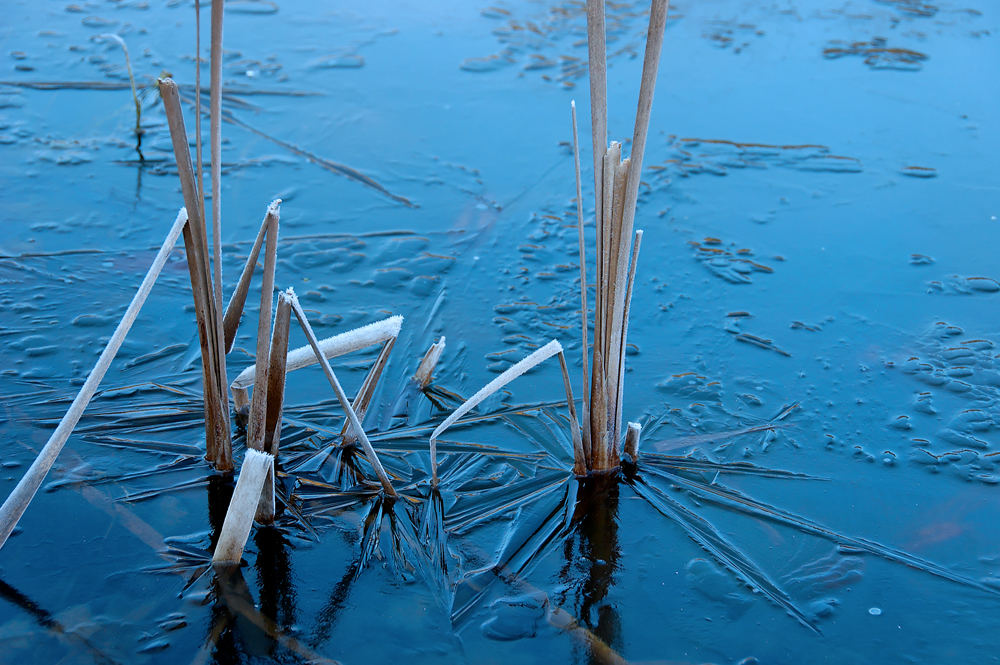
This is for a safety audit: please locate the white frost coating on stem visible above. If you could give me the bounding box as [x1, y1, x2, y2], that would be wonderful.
[213, 449, 274, 564]
[0, 209, 188, 551]
[231, 315, 403, 390]
[429, 340, 579, 485]
[623, 422, 642, 462]
[287, 291, 397, 496]
[413, 336, 446, 388]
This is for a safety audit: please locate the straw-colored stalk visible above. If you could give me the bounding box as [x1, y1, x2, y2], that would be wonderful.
[341, 337, 395, 445]
[287, 291, 397, 496]
[208, 0, 228, 425]
[623, 421, 642, 463]
[230, 315, 403, 410]
[212, 448, 274, 565]
[223, 211, 269, 352]
[570, 102, 592, 464]
[98, 34, 141, 140]
[429, 340, 583, 484]
[0, 209, 188, 551]
[158, 77, 232, 470]
[413, 336, 446, 389]
[247, 200, 280, 452]
[575, 0, 668, 473]
[263, 291, 292, 456]
[255, 290, 291, 524]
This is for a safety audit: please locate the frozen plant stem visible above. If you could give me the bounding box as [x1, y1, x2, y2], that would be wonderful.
[209, 0, 227, 425]
[223, 211, 269, 352]
[577, 0, 668, 473]
[213, 449, 274, 565]
[247, 200, 281, 453]
[429, 341, 583, 484]
[413, 336, 446, 389]
[288, 292, 397, 497]
[0, 209, 188, 551]
[159, 77, 232, 470]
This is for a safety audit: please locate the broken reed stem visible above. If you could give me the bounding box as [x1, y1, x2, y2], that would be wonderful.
[247, 200, 280, 452]
[623, 421, 642, 463]
[99, 34, 141, 138]
[222, 211, 268, 352]
[556, 349, 586, 476]
[612, 229, 642, 444]
[570, 101, 591, 464]
[341, 337, 395, 444]
[231, 315, 403, 391]
[413, 336, 446, 389]
[0, 209, 188, 551]
[288, 291, 397, 497]
[429, 340, 579, 484]
[212, 448, 274, 564]
[159, 77, 232, 470]
[263, 290, 292, 456]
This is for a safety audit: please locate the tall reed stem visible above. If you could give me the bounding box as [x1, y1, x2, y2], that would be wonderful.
[159, 77, 232, 470]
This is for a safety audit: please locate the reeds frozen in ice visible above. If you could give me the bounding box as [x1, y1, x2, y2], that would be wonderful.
[430, 0, 670, 477]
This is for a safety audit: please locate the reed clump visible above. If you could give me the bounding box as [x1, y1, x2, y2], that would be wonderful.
[431, 0, 669, 480]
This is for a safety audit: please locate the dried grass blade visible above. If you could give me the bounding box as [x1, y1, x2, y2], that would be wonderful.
[341, 337, 396, 444]
[287, 291, 396, 497]
[0, 209, 188, 550]
[231, 315, 403, 390]
[621, 0, 670, 235]
[222, 211, 268, 352]
[159, 77, 230, 468]
[429, 340, 578, 485]
[212, 449, 273, 564]
[570, 101, 591, 455]
[413, 336, 446, 389]
[247, 200, 280, 452]
[612, 229, 642, 445]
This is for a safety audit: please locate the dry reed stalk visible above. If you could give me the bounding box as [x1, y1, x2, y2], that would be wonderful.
[0, 209, 188, 550]
[159, 77, 231, 469]
[230, 315, 403, 412]
[222, 211, 268, 352]
[413, 336, 446, 389]
[208, 0, 228, 423]
[212, 449, 274, 564]
[193, 1, 205, 227]
[255, 291, 291, 524]
[263, 291, 292, 456]
[620, 0, 670, 239]
[623, 421, 641, 463]
[570, 101, 592, 465]
[611, 229, 642, 443]
[246, 200, 280, 452]
[288, 291, 397, 496]
[340, 337, 395, 444]
[429, 340, 582, 484]
[585, 0, 608, 229]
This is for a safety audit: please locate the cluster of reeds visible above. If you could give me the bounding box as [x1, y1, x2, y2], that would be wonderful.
[0, 0, 446, 560]
[431, 0, 669, 480]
